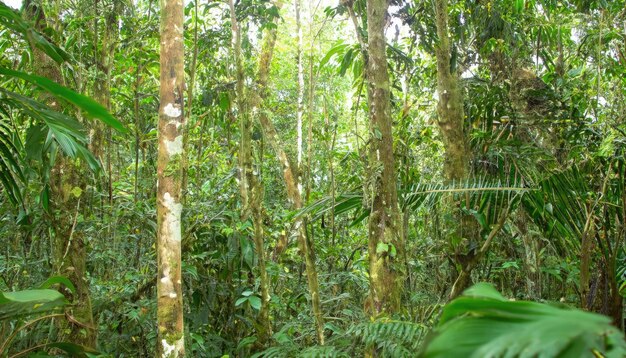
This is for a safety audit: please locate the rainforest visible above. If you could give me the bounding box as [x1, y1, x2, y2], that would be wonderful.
[1, 0, 626, 357]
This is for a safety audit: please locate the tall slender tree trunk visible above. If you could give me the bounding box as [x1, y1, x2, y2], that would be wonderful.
[363, 0, 404, 316]
[229, 0, 272, 344]
[156, 0, 185, 355]
[251, 4, 325, 344]
[24, 0, 96, 347]
[92, 0, 119, 163]
[295, 0, 304, 179]
[181, 0, 199, 201]
[433, 0, 481, 299]
[433, 0, 469, 183]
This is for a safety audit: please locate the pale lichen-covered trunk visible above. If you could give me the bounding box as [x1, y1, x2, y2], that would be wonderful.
[156, 0, 185, 355]
[364, 0, 404, 316]
[252, 4, 325, 344]
[229, 0, 272, 344]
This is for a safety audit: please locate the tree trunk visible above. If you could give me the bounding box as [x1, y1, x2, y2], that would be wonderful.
[363, 0, 404, 316]
[229, 0, 272, 344]
[156, 0, 185, 355]
[23, 0, 96, 347]
[433, 0, 469, 183]
[433, 0, 482, 299]
[295, 0, 304, 177]
[515, 212, 541, 299]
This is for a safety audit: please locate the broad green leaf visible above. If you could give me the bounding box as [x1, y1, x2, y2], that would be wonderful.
[420, 283, 626, 358]
[0, 289, 68, 320]
[459, 282, 506, 301]
[235, 297, 247, 307]
[240, 237, 255, 270]
[389, 244, 397, 258]
[247, 296, 262, 311]
[38, 276, 76, 294]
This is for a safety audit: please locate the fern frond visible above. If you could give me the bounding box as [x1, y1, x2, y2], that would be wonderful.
[348, 319, 427, 356]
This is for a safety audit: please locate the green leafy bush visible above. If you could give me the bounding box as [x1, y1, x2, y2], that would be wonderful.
[420, 283, 626, 358]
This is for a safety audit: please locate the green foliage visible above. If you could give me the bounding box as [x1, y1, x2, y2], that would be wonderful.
[2, 0, 626, 356]
[0, 2, 71, 64]
[348, 319, 426, 357]
[0, 281, 104, 357]
[0, 67, 127, 134]
[236, 290, 262, 311]
[0, 7, 126, 206]
[0, 289, 67, 320]
[420, 283, 626, 358]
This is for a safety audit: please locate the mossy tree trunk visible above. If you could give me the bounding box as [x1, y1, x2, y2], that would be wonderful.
[433, 0, 469, 183]
[433, 0, 482, 300]
[92, 0, 120, 164]
[156, 0, 185, 355]
[363, 0, 404, 316]
[23, 0, 97, 347]
[229, 0, 272, 344]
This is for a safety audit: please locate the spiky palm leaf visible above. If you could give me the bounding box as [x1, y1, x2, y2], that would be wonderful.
[0, 3, 127, 205]
[296, 176, 528, 231]
[0, 110, 23, 204]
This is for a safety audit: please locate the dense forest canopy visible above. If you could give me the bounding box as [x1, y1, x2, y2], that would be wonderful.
[1, 0, 626, 356]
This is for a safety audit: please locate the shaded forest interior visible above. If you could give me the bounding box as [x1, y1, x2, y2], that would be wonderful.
[1, 0, 626, 357]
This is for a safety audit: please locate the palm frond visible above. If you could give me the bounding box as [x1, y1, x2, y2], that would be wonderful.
[521, 166, 590, 253]
[0, 107, 23, 204]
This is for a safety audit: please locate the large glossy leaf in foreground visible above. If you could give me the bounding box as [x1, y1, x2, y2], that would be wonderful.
[420, 283, 626, 358]
[0, 289, 68, 320]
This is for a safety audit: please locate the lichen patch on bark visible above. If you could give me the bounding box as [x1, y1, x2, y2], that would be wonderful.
[162, 192, 182, 242]
[163, 103, 181, 118]
[165, 135, 183, 156]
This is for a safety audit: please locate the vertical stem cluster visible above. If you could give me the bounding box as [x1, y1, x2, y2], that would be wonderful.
[156, 0, 185, 355]
[253, 23, 325, 344]
[229, 0, 272, 343]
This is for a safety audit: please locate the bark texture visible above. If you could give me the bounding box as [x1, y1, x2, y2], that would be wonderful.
[24, 0, 96, 347]
[433, 0, 483, 299]
[433, 0, 469, 182]
[229, 0, 272, 344]
[156, 0, 185, 355]
[295, 0, 304, 177]
[364, 0, 404, 315]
